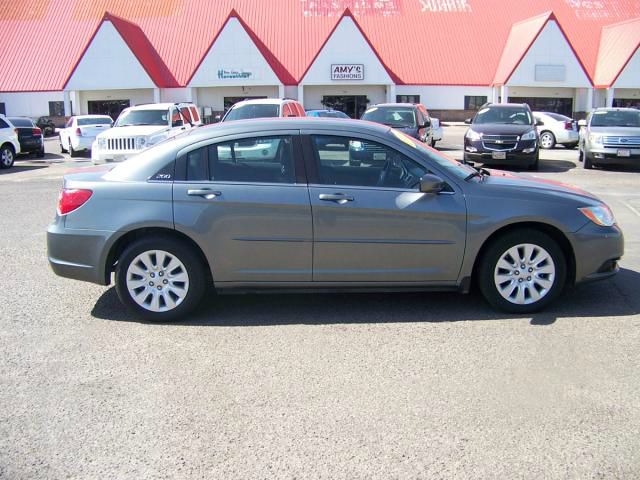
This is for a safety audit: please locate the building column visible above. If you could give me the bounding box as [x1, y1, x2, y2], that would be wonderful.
[153, 88, 161, 103]
[63, 90, 72, 116]
[278, 84, 285, 99]
[492, 86, 499, 104]
[297, 85, 304, 107]
[387, 84, 397, 103]
[586, 87, 594, 112]
[500, 85, 508, 104]
[606, 88, 615, 108]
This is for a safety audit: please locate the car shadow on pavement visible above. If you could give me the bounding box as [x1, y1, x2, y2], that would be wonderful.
[0, 165, 48, 175]
[91, 268, 640, 327]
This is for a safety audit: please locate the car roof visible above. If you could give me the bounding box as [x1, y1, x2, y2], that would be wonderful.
[231, 98, 295, 107]
[369, 103, 419, 108]
[483, 103, 529, 109]
[592, 107, 638, 112]
[127, 103, 193, 111]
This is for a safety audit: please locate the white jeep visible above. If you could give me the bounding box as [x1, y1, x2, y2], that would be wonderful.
[91, 103, 201, 164]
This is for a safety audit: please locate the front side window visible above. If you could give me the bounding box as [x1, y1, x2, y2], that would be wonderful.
[115, 109, 168, 127]
[473, 106, 532, 125]
[311, 135, 428, 189]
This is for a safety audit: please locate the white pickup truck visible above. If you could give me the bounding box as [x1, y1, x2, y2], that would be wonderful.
[91, 102, 201, 164]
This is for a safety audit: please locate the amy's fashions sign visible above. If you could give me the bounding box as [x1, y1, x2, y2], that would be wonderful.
[331, 64, 364, 80]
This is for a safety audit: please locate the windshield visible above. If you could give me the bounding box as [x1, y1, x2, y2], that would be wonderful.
[115, 109, 168, 127]
[590, 110, 640, 128]
[362, 107, 417, 128]
[78, 117, 112, 126]
[474, 107, 532, 125]
[8, 118, 33, 127]
[224, 104, 279, 121]
[389, 129, 476, 180]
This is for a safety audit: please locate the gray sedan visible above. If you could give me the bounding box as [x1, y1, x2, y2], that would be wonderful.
[48, 118, 623, 321]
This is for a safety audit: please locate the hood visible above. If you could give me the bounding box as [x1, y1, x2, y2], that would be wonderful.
[588, 126, 640, 136]
[481, 169, 601, 204]
[468, 124, 535, 135]
[97, 125, 169, 138]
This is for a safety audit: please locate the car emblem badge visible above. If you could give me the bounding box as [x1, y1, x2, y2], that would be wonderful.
[495, 140, 503, 144]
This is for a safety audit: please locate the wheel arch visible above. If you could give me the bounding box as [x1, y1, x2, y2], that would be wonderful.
[470, 221, 576, 288]
[104, 227, 213, 286]
[1, 141, 16, 153]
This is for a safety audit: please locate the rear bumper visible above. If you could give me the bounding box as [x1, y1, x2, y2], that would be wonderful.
[570, 222, 624, 284]
[47, 217, 116, 285]
[555, 130, 579, 144]
[18, 138, 43, 153]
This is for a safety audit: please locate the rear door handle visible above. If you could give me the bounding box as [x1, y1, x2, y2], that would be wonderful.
[187, 189, 222, 199]
[319, 193, 354, 204]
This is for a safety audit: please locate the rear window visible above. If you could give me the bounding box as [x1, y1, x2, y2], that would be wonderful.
[224, 104, 279, 121]
[361, 107, 417, 128]
[77, 117, 112, 126]
[8, 118, 33, 127]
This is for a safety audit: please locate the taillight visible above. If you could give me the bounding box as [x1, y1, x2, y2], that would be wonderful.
[57, 188, 92, 215]
[76, 127, 82, 136]
[564, 121, 573, 130]
[32, 127, 42, 136]
[14, 128, 19, 136]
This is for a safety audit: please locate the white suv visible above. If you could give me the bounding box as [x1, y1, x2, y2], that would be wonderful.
[91, 103, 201, 164]
[221, 98, 305, 121]
[0, 115, 21, 169]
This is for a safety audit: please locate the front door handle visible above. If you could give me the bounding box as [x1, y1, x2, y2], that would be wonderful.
[187, 189, 222, 199]
[319, 193, 354, 204]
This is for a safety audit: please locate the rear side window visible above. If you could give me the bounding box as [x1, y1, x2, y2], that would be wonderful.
[0, 118, 9, 129]
[209, 136, 294, 183]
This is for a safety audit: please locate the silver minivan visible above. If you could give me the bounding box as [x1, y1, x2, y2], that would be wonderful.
[48, 118, 623, 321]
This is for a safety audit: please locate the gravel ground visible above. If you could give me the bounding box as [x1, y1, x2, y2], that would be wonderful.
[0, 131, 639, 479]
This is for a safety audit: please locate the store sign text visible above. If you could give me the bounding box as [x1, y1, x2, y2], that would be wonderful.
[217, 69, 253, 80]
[331, 64, 364, 80]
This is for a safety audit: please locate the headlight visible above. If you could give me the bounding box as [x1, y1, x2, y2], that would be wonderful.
[579, 205, 616, 227]
[520, 130, 536, 141]
[136, 137, 147, 149]
[589, 134, 603, 144]
[465, 129, 482, 141]
[97, 138, 106, 148]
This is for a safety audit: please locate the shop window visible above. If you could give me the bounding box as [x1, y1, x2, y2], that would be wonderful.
[0, 103, 5, 115]
[87, 100, 130, 119]
[396, 95, 420, 104]
[509, 97, 573, 117]
[464, 96, 488, 110]
[48, 101, 66, 116]
[613, 98, 640, 109]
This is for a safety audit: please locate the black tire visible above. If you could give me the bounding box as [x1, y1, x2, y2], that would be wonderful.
[528, 153, 539, 171]
[0, 144, 15, 169]
[35, 148, 45, 158]
[583, 153, 593, 169]
[59, 135, 67, 153]
[430, 139, 437, 148]
[69, 142, 77, 158]
[565, 143, 578, 149]
[115, 235, 207, 322]
[478, 229, 567, 314]
[578, 148, 584, 162]
[539, 131, 556, 150]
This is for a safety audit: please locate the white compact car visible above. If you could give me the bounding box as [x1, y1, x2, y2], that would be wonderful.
[430, 117, 443, 148]
[533, 111, 580, 149]
[0, 115, 21, 169]
[92, 103, 201, 164]
[59, 115, 113, 157]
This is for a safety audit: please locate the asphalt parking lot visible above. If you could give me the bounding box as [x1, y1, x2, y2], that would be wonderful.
[1, 129, 639, 479]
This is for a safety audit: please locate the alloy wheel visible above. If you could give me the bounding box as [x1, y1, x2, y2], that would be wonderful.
[540, 132, 554, 149]
[1, 148, 14, 167]
[493, 243, 556, 305]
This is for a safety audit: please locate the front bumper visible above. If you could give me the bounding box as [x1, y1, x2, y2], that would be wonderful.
[586, 146, 640, 166]
[570, 222, 624, 284]
[91, 148, 138, 164]
[464, 139, 538, 167]
[47, 216, 117, 285]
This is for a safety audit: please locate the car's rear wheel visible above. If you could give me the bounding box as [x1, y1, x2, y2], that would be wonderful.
[0, 144, 15, 169]
[69, 142, 77, 158]
[115, 236, 206, 321]
[478, 229, 566, 313]
[59, 135, 67, 153]
[539, 131, 556, 149]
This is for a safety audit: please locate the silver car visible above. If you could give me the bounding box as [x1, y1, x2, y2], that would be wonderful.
[533, 112, 580, 150]
[578, 108, 640, 169]
[47, 118, 623, 321]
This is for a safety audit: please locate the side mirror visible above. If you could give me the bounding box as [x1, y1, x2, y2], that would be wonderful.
[172, 119, 183, 127]
[419, 173, 445, 194]
[214, 114, 222, 123]
[422, 119, 431, 128]
[464, 118, 472, 125]
[535, 119, 544, 127]
[578, 119, 586, 127]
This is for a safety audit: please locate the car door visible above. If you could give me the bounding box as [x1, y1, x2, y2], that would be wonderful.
[303, 131, 466, 283]
[173, 131, 313, 284]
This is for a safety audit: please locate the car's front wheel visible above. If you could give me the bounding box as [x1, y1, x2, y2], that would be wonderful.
[478, 229, 566, 313]
[115, 236, 207, 321]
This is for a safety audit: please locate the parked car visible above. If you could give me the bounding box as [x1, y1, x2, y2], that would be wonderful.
[7, 117, 44, 158]
[48, 118, 623, 321]
[464, 103, 540, 170]
[0, 115, 21, 169]
[360, 103, 433, 145]
[306, 109, 350, 119]
[91, 103, 201, 164]
[533, 111, 579, 149]
[431, 117, 443, 148]
[36, 116, 57, 136]
[221, 98, 305, 122]
[578, 108, 640, 170]
[59, 115, 112, 157]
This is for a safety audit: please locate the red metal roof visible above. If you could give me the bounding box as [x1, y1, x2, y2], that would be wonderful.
[64, 12, 179, 89]
[593, 17, 640, 88]
[1, 0, 640, 92]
